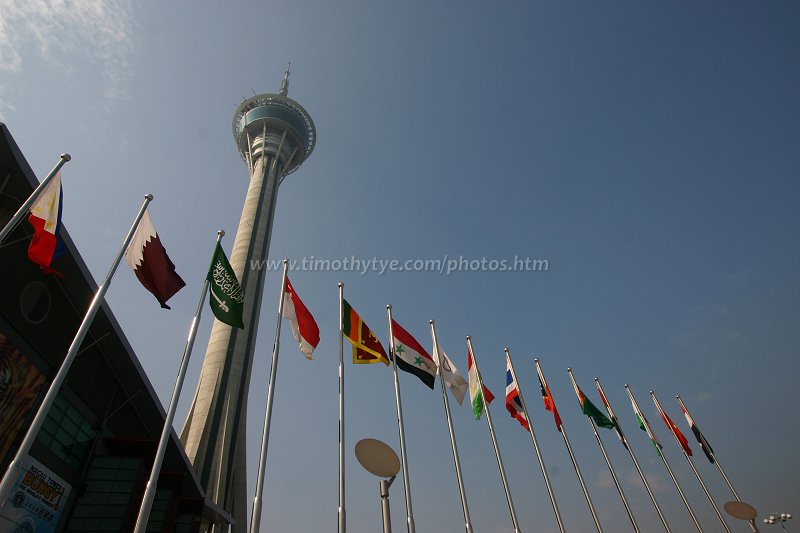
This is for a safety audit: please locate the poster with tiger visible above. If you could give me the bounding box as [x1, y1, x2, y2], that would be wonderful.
[0, 334, 46, 465]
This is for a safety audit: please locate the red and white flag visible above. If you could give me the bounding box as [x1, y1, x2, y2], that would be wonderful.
[124, 210, 185, 309]
[282, 277, 320, 360]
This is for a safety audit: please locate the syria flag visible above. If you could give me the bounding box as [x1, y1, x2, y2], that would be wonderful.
[124, 210, 186, 309]
[391, 319, 438, 389]
[282, 277, 320, 360]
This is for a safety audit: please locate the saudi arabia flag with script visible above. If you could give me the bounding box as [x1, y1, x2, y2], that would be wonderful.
[207, 242, 244, 328]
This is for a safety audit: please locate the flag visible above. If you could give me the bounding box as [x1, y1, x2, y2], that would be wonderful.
[342, 299, 389, 365]
[596, 384, 629, 449]
[435, 345, 468, 405]
[206, 242, 244, 328]
[27, 171, 66, 275]
[505, 361, 529, 430]
[391, 319, 437, 388]
[658, 409, 692, 456]
[282, 277, 320, 360]
[578, 388, 615, 429]
[630, 396, 663, 455]
[124, 210, 185, 309]
[537, 368, 562, 431]
[680, 402, 715, 463]
[467, 345, 494, 419]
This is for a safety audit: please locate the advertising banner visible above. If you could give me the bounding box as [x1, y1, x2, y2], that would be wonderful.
[0, 456, 71, 533]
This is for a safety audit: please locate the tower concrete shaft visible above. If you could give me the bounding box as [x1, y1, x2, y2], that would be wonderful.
[180, 70, 315, 532]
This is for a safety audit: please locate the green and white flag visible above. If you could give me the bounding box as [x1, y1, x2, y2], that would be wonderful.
[467, 345, 495, 419]
[207, 242, 244, 329]
[630, 394, 663, 456]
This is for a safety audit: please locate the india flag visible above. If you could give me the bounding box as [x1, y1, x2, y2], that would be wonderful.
[467, 345, 494, 419]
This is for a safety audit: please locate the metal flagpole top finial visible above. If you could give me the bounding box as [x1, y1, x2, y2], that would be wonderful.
[566, 367, 572, 372]
[429, 319, 434, 325]
[217, 230, 225, 237]
[504, 347, 509, 352]
[279, 62, 291, 96]
[650, 390, 655, 395]
[338, 282, 343, 288]
[386, 304, 391, 310]
[534, 357, 540, 363]
[61, 153, 72, 161]
[283, 258, 289, 265]
[594, 377, 599, 382]
[145, 193, 154, 201]
[465, 335, 471, 340]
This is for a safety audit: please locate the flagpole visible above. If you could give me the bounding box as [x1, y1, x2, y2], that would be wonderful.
[134, 230, 224, 533]
[536, 359, 603, 533]
[676, 397, 759, 533]
[386, 305, 416, 533]
[249, 259, 289, 533]
[652, 392, 731, 533]
[338, 282, 346, 533]
[0, 194, 153, 505]
[505, 348, 564, 533]
[0, 153, 70, 245]
[430, 320, 473, 533]
[567, 368, 639, 532]
[467, 337, 521, 533]
[595, 378, 672, 533]
[625, 385, 703, 533]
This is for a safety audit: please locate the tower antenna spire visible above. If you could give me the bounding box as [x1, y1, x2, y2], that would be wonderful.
[279, 62, 291, 96]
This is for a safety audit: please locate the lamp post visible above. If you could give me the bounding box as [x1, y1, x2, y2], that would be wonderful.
[764, 513, 792, 532]
[355, 439, 401, 533]
[724, 500, 759, 532]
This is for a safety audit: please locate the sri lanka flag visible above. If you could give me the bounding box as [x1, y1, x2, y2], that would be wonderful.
[27, 171, 66, 275]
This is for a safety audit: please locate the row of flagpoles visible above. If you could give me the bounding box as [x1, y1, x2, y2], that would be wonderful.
[0, 156, 755, 533]
[332, 290, 756, 533]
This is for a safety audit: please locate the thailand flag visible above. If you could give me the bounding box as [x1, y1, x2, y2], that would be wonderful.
[505, 361, 529, 431]
[27, 171, 66, 275]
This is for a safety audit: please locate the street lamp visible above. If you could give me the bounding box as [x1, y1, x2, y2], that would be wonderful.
[355, 438, 401, 533]
[725, 500, 760, 532]
[764, 513, 792, 532]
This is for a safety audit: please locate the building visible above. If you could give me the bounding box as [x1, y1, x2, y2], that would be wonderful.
[0, 122, 232, 532]
[180, 68, 315, 532]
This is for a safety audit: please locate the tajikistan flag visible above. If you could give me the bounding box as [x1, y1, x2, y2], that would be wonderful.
[467, 345, 494, 419]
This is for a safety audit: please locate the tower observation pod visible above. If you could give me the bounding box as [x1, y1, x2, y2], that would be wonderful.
[180, 66, 315, 533]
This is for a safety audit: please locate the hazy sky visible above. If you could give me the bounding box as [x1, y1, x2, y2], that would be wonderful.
[2, 1, 799, 531]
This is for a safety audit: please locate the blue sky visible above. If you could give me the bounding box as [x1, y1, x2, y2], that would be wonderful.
[2, 1, 799, 531]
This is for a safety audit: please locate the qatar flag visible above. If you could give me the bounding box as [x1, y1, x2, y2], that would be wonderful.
[124, 210, 185, 309]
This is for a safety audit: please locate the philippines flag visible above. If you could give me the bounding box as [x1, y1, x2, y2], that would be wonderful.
[505, 361, 529, 431]
[27, 171, 66, 275]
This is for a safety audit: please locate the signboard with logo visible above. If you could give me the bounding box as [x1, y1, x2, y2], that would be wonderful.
[0, 456, 71, 533]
